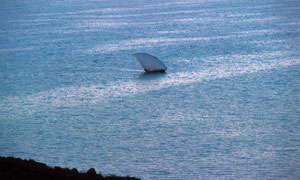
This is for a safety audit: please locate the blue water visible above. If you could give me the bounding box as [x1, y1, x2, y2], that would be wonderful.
[1, 0, 300, 179]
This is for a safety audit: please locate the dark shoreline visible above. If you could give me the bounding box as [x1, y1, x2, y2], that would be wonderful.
[0, 156, 140, 180]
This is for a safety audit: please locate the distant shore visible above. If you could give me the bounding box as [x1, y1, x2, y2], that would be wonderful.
[0, 156, 140, 180]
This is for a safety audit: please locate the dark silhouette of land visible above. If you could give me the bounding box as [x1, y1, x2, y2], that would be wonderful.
[0, 156, 140, 180]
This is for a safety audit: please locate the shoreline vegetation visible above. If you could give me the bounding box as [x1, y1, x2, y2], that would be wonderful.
[0, 156, 140, 180]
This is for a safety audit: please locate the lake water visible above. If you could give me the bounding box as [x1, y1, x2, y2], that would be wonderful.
[1, 0, 300, 179]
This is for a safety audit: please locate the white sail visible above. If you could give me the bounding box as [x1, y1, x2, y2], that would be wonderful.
[132, 53, 167, 72]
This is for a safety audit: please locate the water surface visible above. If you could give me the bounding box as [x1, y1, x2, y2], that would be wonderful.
[1, 0, 300, 179]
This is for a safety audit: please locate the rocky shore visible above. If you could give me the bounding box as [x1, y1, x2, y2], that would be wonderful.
[0, 156, 140, 180]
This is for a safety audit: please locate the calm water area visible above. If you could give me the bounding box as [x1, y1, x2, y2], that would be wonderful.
[0, 0, 300, 179]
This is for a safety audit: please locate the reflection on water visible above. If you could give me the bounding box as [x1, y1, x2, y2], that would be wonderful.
[138, 71, 167, 79]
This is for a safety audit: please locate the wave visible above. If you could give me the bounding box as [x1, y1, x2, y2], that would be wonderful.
[1, 51, 299, 116]
[88, 30, 282, 53]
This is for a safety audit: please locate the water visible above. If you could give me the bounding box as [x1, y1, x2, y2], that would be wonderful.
[1, 0, 300, 179]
